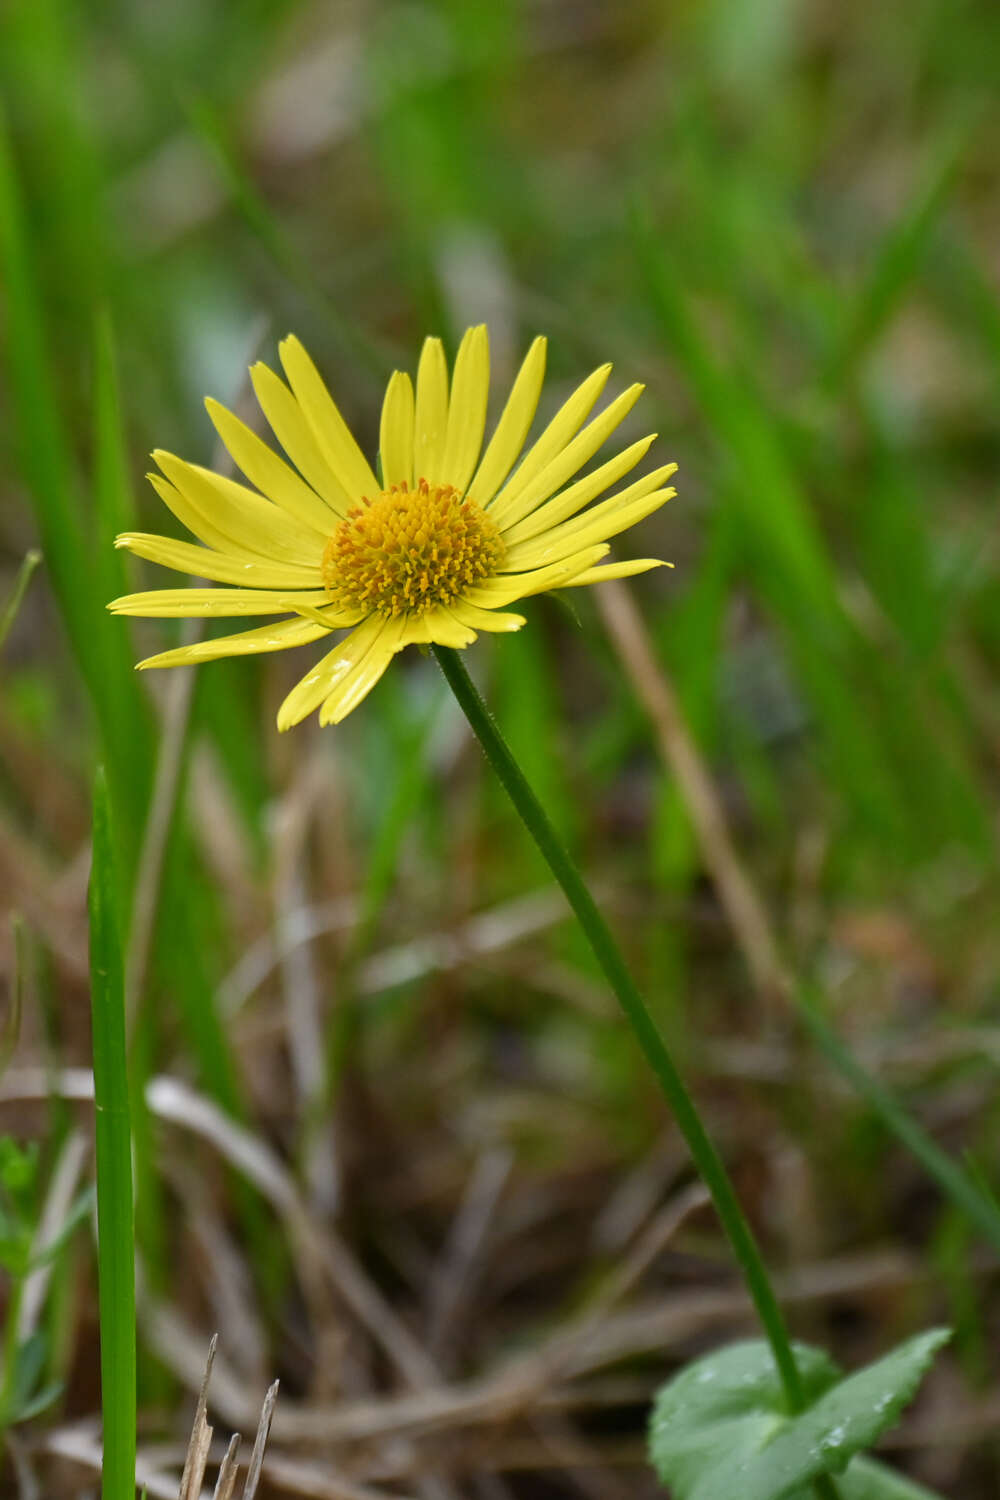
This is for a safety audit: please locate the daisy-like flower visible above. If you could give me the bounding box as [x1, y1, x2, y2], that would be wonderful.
[110, 327, 676, 729]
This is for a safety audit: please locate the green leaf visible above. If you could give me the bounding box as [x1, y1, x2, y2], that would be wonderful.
[835, 1457, 946, 1500]
[12, 1379, 64, 1424]
[11, 1333, 46, 1411]
[649, 1332, 950, 1500]
[25, 1184, 94, 1272]
[649, 1340, 839, 1498]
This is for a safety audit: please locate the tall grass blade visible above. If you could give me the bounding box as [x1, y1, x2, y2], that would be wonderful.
[88, 770, 136, 1500]
[0, 551, 42, 655]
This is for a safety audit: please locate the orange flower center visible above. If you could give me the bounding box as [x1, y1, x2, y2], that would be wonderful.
[322, 479, 504, 616]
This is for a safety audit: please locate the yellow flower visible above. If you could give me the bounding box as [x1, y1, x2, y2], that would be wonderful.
[110, 327, 676, 729]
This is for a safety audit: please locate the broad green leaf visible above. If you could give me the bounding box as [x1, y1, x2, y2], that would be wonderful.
[836, 1456, 946, 1500]
[649, 1339, 839, 1498]
[650, 1332, 950, 1500]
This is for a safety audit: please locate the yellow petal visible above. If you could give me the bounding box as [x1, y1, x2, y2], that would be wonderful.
[561, 559, 672, 586]
[467, 335, 547, 507]
[486, 362, 610, 520]
[502, 476, 676, 572]
[205, 398, 338, 536]
[279, 335, 379, 500]
[379, 371, 415, 488]
[399, 607, 476, 648]
[509, 486, 671, 573]
[489, 383, 644, 530]
[153, 454, 322, 565]
[115, 531, 322, 589]
[250, 361, 353, 516]
[277, 613, 385, 731]
[137, 614, 337, 670]
[147, 474, 257, 562]
[109, 587, 333, 618]
[440, 325, 489, 493]
[448, 599, 526, 633]
[464, 545, 610, 606]
[500, 436, 659, 546]
[318, 614, 409, 726]
[413, 336, 449, 483]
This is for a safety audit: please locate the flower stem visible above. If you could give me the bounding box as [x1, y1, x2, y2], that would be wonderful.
[432, 645, 806, 1411]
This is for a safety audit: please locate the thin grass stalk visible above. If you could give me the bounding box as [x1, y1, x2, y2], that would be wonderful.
[599, 578, 1000, 1258]
[795, 988, 1000, 1252]
[89, 770, 136, 1500]
[0, 549, 42, 654]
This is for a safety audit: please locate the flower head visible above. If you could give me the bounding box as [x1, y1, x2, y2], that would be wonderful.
[110, 328, 675, 728]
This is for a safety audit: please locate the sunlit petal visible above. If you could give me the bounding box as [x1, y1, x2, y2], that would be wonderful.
[467, 335, 547, 506]
[413, 336, 449, 483]
[204, 397, 337, 535]
[109, 587, 334, 618]
[440, 325, 489, 493]
[489, 382, 644, 530]
[379, 371, 415, 488]
[279, 335, 379, 499]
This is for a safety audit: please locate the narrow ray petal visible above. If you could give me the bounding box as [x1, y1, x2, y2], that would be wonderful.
[413, 336, 449, 483]
[318, 615, 410, 726]
[486, 363, 611, 521]
[440, 325, 490, 493]
[379, 371, 415, 488]
[500, 437, 660, 547]
[115, 532, 322, 589]
[502, 467, 676, 567]
[400, 607, 477, 648]
[153, 453, 322, 564]
[137, 614, 338, 670]
[467, 335, 547, 507]
[464, 545, 610, 607]
[489, 383, 644, 530]
[278, 336, 379, 501]
[319, 650, 396, 725]
[109, 587, 334, 618]
[205, 398, 338, 535]
[277, 614, 386, 731]
[448, 599, 526, 633]
[561, 559, 672, 586]
[250, 362, 353, 516]
[503, 485, 674, 571]
[146, 474, 258, 562]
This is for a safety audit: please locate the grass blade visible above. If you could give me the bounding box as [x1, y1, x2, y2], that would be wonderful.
[0, 550, 42, 655]
[88, 770, 136, 1500]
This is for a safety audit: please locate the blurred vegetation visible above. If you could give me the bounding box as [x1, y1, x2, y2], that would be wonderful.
[1, 0, 999, 1495]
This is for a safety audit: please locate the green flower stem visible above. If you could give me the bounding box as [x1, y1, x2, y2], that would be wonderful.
[433, 645, 808, 1410]
[89, 771, 136, 1500]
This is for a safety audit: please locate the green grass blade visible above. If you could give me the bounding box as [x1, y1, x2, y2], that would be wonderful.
[88, 770, 136, 1500]
[795, 985, 1000, 1257]
[0, 550, 42, 655]
[93, 313, 137, 603]
[0, 103, 154, 874]
[827, 129, 967, 388]
[0, 103, 89, 653]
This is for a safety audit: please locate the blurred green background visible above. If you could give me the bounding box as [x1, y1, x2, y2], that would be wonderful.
[1, 0, 1000, 1495]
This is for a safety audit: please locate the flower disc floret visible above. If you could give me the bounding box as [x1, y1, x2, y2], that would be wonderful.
[322, 478, 505, 616]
